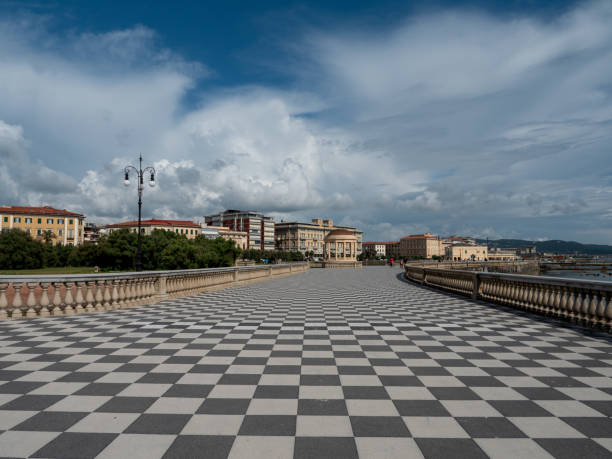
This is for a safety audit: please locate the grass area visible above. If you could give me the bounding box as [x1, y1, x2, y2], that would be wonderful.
[0, 267, 98, 275]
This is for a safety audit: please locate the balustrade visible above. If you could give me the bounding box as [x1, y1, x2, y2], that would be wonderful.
[0, 263, 308, 320]
[405, 266, 612, 330]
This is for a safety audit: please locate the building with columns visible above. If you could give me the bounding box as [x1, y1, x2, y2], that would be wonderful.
[275, 218, 363, 256]
[0, 205, 85, 245]
[324, 229, 358, 262]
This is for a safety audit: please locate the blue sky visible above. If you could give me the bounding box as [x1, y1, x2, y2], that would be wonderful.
[0, 0, 611, 244]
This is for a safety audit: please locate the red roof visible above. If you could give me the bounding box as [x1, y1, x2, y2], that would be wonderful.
[400, 233, 439, 240]
[0, 205, 83, 217]
[363, 241, 399, 245]
[107, 219, 200, 228]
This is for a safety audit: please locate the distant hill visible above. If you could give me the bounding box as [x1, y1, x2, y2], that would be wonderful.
[476, 239, 612, 255]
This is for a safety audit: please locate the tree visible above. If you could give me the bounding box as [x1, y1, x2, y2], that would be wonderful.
[0, 229, 45, 269]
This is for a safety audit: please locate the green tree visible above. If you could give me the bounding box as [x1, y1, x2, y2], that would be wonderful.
[0, 229, 44, 269]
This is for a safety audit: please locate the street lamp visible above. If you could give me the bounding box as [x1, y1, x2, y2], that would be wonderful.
[123, 155, 156, 271]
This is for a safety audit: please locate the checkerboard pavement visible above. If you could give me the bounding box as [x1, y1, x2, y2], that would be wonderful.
[0, 267, 611, 458]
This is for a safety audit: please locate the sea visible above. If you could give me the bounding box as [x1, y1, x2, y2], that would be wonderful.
[542, 257, 612, 282]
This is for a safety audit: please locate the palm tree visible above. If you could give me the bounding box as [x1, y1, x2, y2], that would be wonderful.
[40, 230, 56, 244]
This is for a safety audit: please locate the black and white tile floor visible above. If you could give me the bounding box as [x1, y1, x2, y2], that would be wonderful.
[0, 267, 611, 458]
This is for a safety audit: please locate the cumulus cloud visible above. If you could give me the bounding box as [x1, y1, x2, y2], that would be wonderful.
[0, 3, 611, 243]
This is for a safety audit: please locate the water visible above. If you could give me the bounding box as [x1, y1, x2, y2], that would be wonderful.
[544, 268, 612, 282]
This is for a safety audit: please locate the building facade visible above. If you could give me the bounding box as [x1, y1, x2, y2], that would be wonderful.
[83, 223, 101, 244]
[201, 225, 248, 250]
[487, 248, 516, 261]
[105, 219, 201, 239]
[446, 245, 488, 261]
[400, 233, 444, 259]
[0, 205, 85, 245]
[324, 229, 358, 262]
[363, 241, 400, 259]
[275, 218, 363, 256]
[205, 210, 274, 251]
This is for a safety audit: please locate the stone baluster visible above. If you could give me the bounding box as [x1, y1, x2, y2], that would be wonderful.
[117, 280, 126, 308]
[11, 282, 24, 318]
[0, 283, 9, 319]
[122, 280, 132, 306]
[72, 282, 84, 314]
[596, 292, 608, 327]
[26, 282, 38, 318]
[603, 293, 612, 328]
[39, 282, 51, 317]
[559, 287, 569, 318]
[135, 279, 144, 305]
[111, 280, 120, 309]
[85, 281, 96, 313]
[64, 282, 76, 314]
[94, 281, 105, 312]
[581, 291, 591, 324]
[51, 282, 63, 316]
[588, 292, 599, 325]
[101, 280, 111, 311]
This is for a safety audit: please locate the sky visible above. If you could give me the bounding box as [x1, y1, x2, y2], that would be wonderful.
[0, 0, 611, 244]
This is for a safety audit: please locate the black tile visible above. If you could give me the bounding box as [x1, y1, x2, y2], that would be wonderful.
[254, 385, 299, 399]
[300, 375, 341, 386]
[515, 387, 572, 400]
[536, 439, 612, 459]
[429, 387, 480, 400]
[489, 400, 553, 417]
[163, 435, 235, 459]
[44, 362, 87, 372]
[411, 367, 451, 376]
[115, 363, 157, 373]
[0, 394, 63, 411]
[302, 358, 335, 366]
[535, 376, 588, 388]
[298, 399, 348, 415]
[137, 372, 183, 384]
[457, 376, 506, 387]
[197, 398, 251, 414]
[264, 365, 301, 374]
[393, 400, 450, 416]
[32, 432, 117, 459]
[482, 367, 526, 377]
[457, 417, 527, 438]
[379, 376, 423, 386]
[232, 357, 267, 365]
[96, 396, 157, 413]
[58, 372, 105, 383]
[562, 417, 612, 437]
[343, 386, 389, 399]
[415, 438, 488, 459]
[294, 437, 358, 459]
[238, 415, 296, 436]
[350, 416, 411, 437]
[163, 384, 213, 398]
[75, 383, 129, 396]
[190, 364, 229, 373]
[125, 413, 190, 434]
[338, 366, 376, 375]
[217, 374, 261, 385]
[584, 401, 612, 417]
[14, 411, 87, 431]
[0, 381, 45, 394]
[0, 370, 29, 381]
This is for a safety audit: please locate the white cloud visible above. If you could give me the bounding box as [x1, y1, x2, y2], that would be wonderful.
[0, 3, 611, 243]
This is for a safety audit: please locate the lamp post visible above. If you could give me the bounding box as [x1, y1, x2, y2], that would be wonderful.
[123, 155, 156, 271]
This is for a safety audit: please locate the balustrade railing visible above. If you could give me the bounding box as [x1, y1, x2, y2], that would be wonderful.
[0, 263, 308, 320]
[404, 266, 612, 329]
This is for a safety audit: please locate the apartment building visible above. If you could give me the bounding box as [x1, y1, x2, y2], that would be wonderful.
[105, 219, 201, 239]
[0, 205, 85, 245]
[275, 218, 363, 256]
[205, 210, 274, 251]
[400, 233, 444, 259]
[487, 247, 516, 261]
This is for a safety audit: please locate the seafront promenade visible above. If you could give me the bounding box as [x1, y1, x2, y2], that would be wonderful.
[0, 267, 611, 458]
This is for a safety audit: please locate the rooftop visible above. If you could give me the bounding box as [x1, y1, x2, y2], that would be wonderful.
[106, 219, 200, 228]
[0, 205, 83, 217]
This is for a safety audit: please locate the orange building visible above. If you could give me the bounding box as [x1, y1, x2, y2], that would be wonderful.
[400, 233, 444, 259]
[105, 219, 201, 239]
[0, 205, 85, 245]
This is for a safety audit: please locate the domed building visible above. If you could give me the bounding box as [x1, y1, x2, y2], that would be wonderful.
[324, 229, 360, 265]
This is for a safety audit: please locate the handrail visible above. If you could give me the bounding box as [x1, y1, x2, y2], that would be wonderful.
[404, 265, 612, 329]
[0, 263, 309, 320]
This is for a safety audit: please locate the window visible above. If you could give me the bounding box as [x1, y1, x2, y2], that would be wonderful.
[25, 218, 32, 223]
[14, 217, 21, 223]
[37, 218, 41, 224]
[37, 229, 42, 235]
[2, 217, 7, 222]
[58, 219, 64, 224]
[69, 219, 73, 225]
[47, 218, 53, 224]
[26, 228, 30, 234]
[58, 229, 63, 236]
